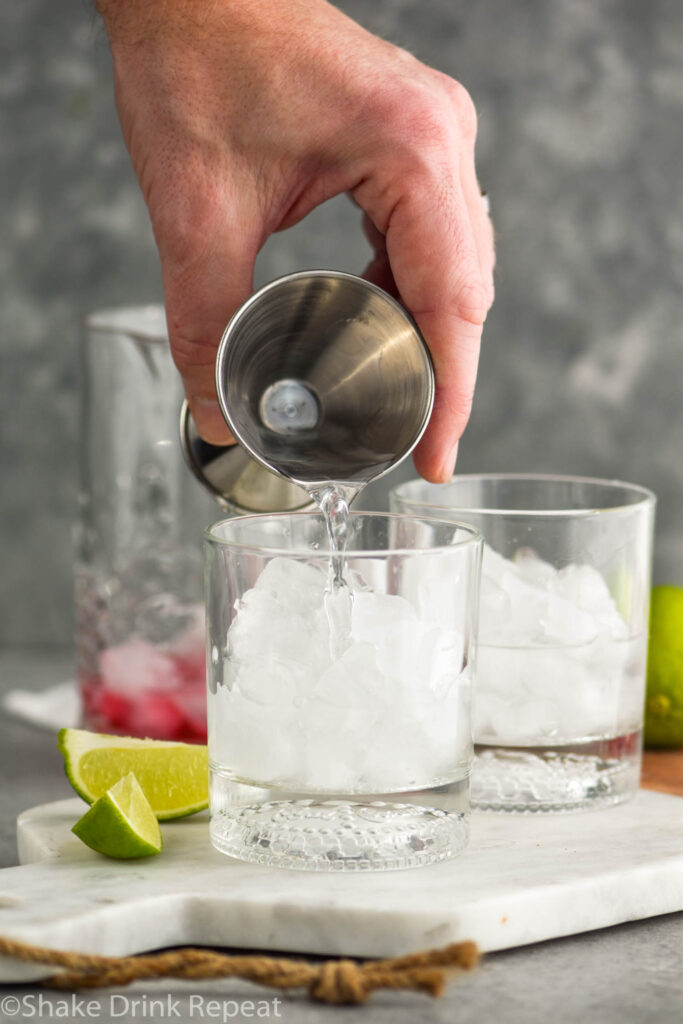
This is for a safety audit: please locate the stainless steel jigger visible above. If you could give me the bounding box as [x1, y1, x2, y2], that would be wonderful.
[181, 270, 434, 509]
[179, 403, 313, 513]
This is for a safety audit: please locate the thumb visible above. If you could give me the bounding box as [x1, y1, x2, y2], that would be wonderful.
[161, 210, 259, 445]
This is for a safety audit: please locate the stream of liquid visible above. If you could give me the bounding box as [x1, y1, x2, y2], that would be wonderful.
[308, 483, 361, 661]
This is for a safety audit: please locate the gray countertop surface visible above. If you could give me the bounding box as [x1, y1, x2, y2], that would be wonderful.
[0, 647, 681, 1024]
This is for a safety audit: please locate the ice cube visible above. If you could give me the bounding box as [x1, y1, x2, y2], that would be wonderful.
[476, 644, 525, 700]
[557, 562, 610, 608]
[214, 552, 474, 791]
[473, 689, 506, 743]
[401, 553, 467, 632]
[418, 627, 466, 695]
[232, 654, 307, 707]
[480, 544, 602, 647]
[254, 556, 327, 614]
[351, 591, 420, 684]
[299, 734, 360, 792]
[474, 542, 639, 745]
[480, 546, 544, 645]
[522, 646, 578, 699]
[537, 590, 598, 646]
[211, 693, 300, 783]
[224, 564, 333, 724]
[228, 587, 328, 678]
[478, 579, 512, 642]
[556, 564, 629, 639]
[564, 669, 618, 740]
[359, 711, 430, 790]
[513, 548, 557, 586]
[350, 591, 417, 643]
[95, 688, 131, 730]
[347, 559, 384, 594]
[299, 691, 380, 792]
[489, 697, 561, 745]
[476, 642, 589, 744]
[316, 642, 388, 708]
[481, 544, 512, 584]
[418, 666, 471, 772]
[100, 640, 181, 694]
[125, 692, 187, 739]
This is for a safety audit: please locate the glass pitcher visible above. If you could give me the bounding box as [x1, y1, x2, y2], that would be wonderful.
[75, 306, 216, 743]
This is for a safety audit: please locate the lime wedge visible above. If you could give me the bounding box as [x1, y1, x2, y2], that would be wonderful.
[58, 728, 208, 820]
[72, 773, 162, 859]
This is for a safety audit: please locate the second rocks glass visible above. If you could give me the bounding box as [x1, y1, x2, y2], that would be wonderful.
[391, 474, 655, 813]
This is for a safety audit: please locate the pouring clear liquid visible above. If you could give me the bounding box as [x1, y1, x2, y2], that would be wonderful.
[308, 484, 360, 662]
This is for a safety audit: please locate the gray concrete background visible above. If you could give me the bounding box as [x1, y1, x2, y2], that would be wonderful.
[2, 0, 683, 645]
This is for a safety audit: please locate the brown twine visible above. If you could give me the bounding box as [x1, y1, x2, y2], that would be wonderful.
[0, 934, 479, 1004]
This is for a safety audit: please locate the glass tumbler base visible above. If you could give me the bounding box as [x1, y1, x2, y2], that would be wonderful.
[210, 771, 470, 871]
[471, 732, 642, 813]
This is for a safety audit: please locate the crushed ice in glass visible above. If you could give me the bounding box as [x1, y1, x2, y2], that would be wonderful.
[474, 544, 646, 745]
[210, 551, 468, 793]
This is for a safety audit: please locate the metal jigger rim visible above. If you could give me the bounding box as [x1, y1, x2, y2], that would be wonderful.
[214, 270, 435, 489]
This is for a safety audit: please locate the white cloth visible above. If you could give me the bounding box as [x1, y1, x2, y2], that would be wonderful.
[3, 681, 80, 731]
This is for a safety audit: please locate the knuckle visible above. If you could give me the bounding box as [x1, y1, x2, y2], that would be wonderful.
[155, 197, 218, 271]
[443, 385, 474, 426]
[442, 77, 478, 142]
[373, 79, 454, 156]
[453, 279, 490, 326]
[169, 335, 206, 376]
[369, 73, 479, 172]
[166, 314, 215, 376]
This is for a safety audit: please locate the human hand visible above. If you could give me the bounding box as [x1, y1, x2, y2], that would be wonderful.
[98, 0, 494, 482]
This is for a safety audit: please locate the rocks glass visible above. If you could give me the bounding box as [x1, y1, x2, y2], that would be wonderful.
[75, 306, 215, 742]
[205, 512, 482, 870]
[391, 475, 655, 812]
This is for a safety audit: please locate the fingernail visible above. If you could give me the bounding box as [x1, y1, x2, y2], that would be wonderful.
[192, 396, 219, 413]
[189, 396, 234, 446]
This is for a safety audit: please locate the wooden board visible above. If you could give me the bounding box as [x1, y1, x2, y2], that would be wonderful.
[641, 750, 683, 796]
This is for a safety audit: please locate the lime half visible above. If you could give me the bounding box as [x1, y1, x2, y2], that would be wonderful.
[72, 772, 162, 859]
[58, 728, 208, 820]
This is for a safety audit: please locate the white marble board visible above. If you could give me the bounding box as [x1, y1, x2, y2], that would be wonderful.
[0, 791, 682, 982]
